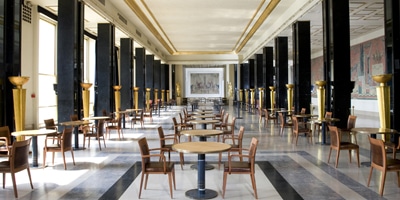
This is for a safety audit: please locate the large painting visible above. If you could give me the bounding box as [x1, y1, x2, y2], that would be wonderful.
[185, 68, 223, 97]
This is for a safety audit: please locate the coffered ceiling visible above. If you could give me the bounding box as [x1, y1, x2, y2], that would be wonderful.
[32, 0, 384, 64]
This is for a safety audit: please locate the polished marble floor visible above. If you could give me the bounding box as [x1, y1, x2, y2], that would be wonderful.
[1, 104, 399, 199]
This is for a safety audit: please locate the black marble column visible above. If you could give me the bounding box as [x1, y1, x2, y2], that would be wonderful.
[57, 0, 84, 124]
[0, 0, 22, 129]
[95, 23, 115, 116]
[255, 54, 263, 104]
[234, 64, 238, 102]
[263, 47, 274, 109]
[153, 60, 161, 101]
[292, 21, 311, 113]
[145, 55, 154, 101]
[323, 0, 352, 128]
[385, 0, 400, 138]
[120, 38, 133, 110]
[275, 37, 288, 109]
[135, 48, 146, 108]
[240, 63, 250, 90]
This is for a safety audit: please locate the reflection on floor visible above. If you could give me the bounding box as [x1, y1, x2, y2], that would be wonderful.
[1, 105, 399, 199]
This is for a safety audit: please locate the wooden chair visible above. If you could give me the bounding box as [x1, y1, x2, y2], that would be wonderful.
[83, 119, 106, 150]
[130, 110, 144, 128]
[0, 126, 12, 155]
[0, 138, 33, 198]
[340, 115, 357, 143]
[106, 117, 123, 139]
[367, 136, 400, 196]
[44, 118, 62, 143]
[43, 128, 76, 170]
[279, 112, 293, 136]
[262, 109, 277, 127]
[219, 126, 245, 168]
[143, 107, 153, 122]
[178, 113, 194, 130]
[157, 126, 184, 169]
[220, 117, 236, 143]
[172, 117, 190, 142]
[292, 116, 312, 145]
[314, 111, 332, 138]
[214, 113, 229, 130]
[70, 114, 85, 132]
[137, 137, 176, 199]
[327, 125, 360, 168]
[222, 137, 259, 199]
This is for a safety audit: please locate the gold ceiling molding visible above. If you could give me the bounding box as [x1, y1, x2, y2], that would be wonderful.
[124, 0, 175, 54]
[174, 51, 236, 55]
[236, 0, 280, 53]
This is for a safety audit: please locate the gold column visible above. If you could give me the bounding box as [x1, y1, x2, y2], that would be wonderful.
[239, 89, 243, 102]
[372, 74, 392, 141]
[244, 89, 249, 106]
[146, 88, 151, 110]
[81, 83, 92, 120]
[9, 76, 29, 141]
[161, 90, 165, 106]
[113, 85, 122, 118]
[133, 87, 139, 109]
[250, 88, 255, 107]
[258, 87, 264, 110]
[315, 81, 326, 120]
[286, 84, 294, 113]
[166, 90, 170, 103]
[269, 86, 276, 110]
[154, 89, 158, 102]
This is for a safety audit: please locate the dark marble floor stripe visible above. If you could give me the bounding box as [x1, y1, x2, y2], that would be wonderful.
[257, 161, 303, 200]
[297, 151, 386, 200]
[99, 162, 142, 200]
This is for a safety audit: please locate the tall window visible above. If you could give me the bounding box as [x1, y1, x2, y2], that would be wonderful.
[38, 18, 57, 125]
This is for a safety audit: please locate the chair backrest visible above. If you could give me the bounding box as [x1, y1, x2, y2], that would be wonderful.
[328, 125, 340, 147]
[369, 136, 386, 168]
[97, 120, 105, 136]
[61, 128, 73, 150]
[172, 117, 181, 135]
[138, 137, 151, 165]
[179, 113, 184, 124]
[102, 109, 108, 116]
[325, 111, 332, 119]
[300, 108, 306, 114]
[223, 113, 230, 124]
[158, 127, 166, 147]
[0, 126, 11, 145]
[347, 115, 357, 129]
[248, 137, 259, 167]
[230, 117, 237, 129]
[44, 119, 57, 130]
[292, 116, 299, 132]
[70, 114, 79, 121]
[237, 126, 245, 149]
[10, 138, 31, 170]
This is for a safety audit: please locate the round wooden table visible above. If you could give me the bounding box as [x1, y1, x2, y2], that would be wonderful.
[11, 129, 57, 167]
[181, 129, 223, 170]
[173, 142, 231, 199]
[190, 119, 220, 129]
[60, 120, 91, 149]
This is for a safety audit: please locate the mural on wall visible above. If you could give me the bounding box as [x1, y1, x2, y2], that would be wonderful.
[190, 73, 220, 94]
[311, 36, 386, 99]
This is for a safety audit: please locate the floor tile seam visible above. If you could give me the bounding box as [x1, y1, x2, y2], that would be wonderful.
[297, 151, 387, 200]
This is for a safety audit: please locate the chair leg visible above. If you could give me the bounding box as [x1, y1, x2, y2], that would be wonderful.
[97, 136, 102, 151]
[43, 150, 47, 168]
[348, 150, 352, 163]
[168, 172, 173, 199]
[62, 152, 67, 170]
[2, 173, 5, 188]
[102, 136, 106, 148]
[172, 168, 176, 190]
[379, 170, 387, 196]
[250, 173, 258, 199]
[327, 148, 332, 164]
[218, 152, 222, 169]
[367, 167, 373, 187]
[222, 171, 228, 198]
[27, 167, 34, 189]
[71, 150, 76, 166]
[11, 173, 18, 198]
[144, 174, 149, 189]
[179, 152, 184, 170]
[138, 173, 145, 199]
[356, 149, 360, 167]
[335, 150, 340, 168]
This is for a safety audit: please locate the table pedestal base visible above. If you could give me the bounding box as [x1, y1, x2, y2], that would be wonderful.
[185, 189, 218, 199]
[190, 163, 214, 170]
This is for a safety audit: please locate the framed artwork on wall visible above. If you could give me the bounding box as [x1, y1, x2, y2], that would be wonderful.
[185, 68, 224, 97]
